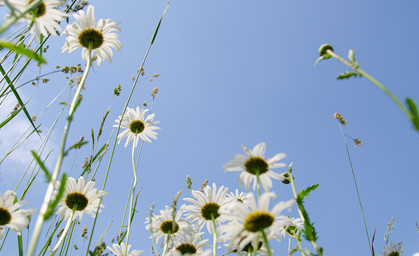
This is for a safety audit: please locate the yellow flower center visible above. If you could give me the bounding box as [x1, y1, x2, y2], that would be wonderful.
[28, 0, 46, 17]
[65, 192, 88, 211]
[129, 120, 145, 134]
[160, 220, 179, 234]
[200, 202, 220, 220]
[244, 156, 269, 175]
[0, 207, 11, 225]
[78, 28, 104, 50]
[244, 210, 274, 232]
[176, 243, 197, 255]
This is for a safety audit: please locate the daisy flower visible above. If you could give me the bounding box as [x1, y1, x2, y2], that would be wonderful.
[224, 189, 251, 210]
[145, 204, 193, 247]
[107, 242, 143, 256]
[166, 232, 210, 256]
[0, 190, 36, 239]
[114, 107, 160, 147]
[219, 192, 294, 253]
[183, 183, 232, 234]
[276, 216, 303, 239]
[55, 176, 107, 221]
[222, 142, 287, 192]
[62, 5, 121, 65]
[7, 0, 67, 41]
[380, 241, 403, 256]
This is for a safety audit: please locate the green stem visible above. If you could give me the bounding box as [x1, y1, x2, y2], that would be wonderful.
[85, 3, 170, 253]
[161, 234, 170, 256]
[211, 214, 217, 256]
[327, 49, 412, 120]
[261, 230, 272, 256]
[0, 0, 44, 35]
[50, 210, 75, 256]
[124, 142, 138, 254]
[26, 46, 92, 256]
[338, 123, 372, 253]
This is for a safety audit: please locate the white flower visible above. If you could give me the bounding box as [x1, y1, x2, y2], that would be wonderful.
[276, 216, 303, 238]
[114, 107, 160, 147]
[222, 142, 287, 192]
[145, 204, 193, 247]
[107, 242, 143, 256]
[183, 183, 232, 234]
[0, 190, 36, 239]
[219, 192, 294, 253]
[224, 189, 251, 210]
[7, 0, 67, 41]
[166, 232, 210, 256]
[62, 5, 121, 65]
[55, 176, 107, 220]
[380, 241, 403, 256]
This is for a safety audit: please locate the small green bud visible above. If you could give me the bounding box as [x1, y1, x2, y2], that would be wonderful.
[281, 172, 293, 184]
[318, 44, 334, 57]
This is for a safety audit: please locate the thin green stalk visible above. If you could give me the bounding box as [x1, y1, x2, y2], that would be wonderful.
[18, 235, 23, 256]
[211, 214, 217, 256]
[50, 211, 75, 256]
[85, 2, 171, 254]
[26, 46, 92, 256]
[124, 142, 138, 254]
[161, 234, 170, 256]
[261, 230, 272, 256]
[338, 124, 372, 253]
[327, 49, 412, 120]
[0, 0, 44, 35]
[288, 170, 320, 256]
[256, 173, 261, 200]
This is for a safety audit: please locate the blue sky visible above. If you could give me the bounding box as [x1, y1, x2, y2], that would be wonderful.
[1, 0, 419, 255]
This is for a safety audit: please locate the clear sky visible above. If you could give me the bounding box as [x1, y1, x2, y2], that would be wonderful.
[0, 0, 419, 255]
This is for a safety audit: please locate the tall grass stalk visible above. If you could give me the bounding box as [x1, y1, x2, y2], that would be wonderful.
[26, 46, 92, 256]
[338, 123, 372, 254]
[85, 2, 170, 254]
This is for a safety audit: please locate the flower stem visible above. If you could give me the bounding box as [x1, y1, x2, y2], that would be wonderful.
[26, 46, 92, 256]
[261, 230, 272, 256]
[327, 49, 412, 121]
[161, 234, 170, 256]
[124, 141, 138, 254]
[338, 123, 372, 253]
[50, 210, 75, 256]
[211, 213, 217, 256]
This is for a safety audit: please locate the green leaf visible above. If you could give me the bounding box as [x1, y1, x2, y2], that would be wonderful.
[0, 64, 39, 136]
[0, 103, 23, 129]
[297, 184, 319, 202]
[31, 151, 51, 182]
[0, 41, 46, 63]
[44, 174, 67, 220]
[337, 71, 362, 80]
[406, 98, 419, 131]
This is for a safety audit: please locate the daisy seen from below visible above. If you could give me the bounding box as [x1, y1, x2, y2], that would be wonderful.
[55, 176, 107, 221]
[7, 0, 67, 41]
[107, 242, 144, 256]
[380, 241, 403, 256]
[145, 204, 193, 248]
[0, 190, 36, 239]
[219, 192, 294, 256]
[62, 5, 121, 65]
[222, 142, 287, 192]
[224, 189, 251, 210]
[276, 216, 303, 239]
[183, 183, 232, 235]
[166, 232, 210, 256]
[114, 107, 160, 148]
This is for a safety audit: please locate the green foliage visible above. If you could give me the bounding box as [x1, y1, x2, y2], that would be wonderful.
[44, 174, 67, 220]
[0, 41, 46, 63]
[296, 184, 319, 243]
[406, 98, 419, 131]
[0, 103, 23, 128]
[31, 151, 51, 182]
[297, 184, 319, 202]
[336, 70, 362, 80]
